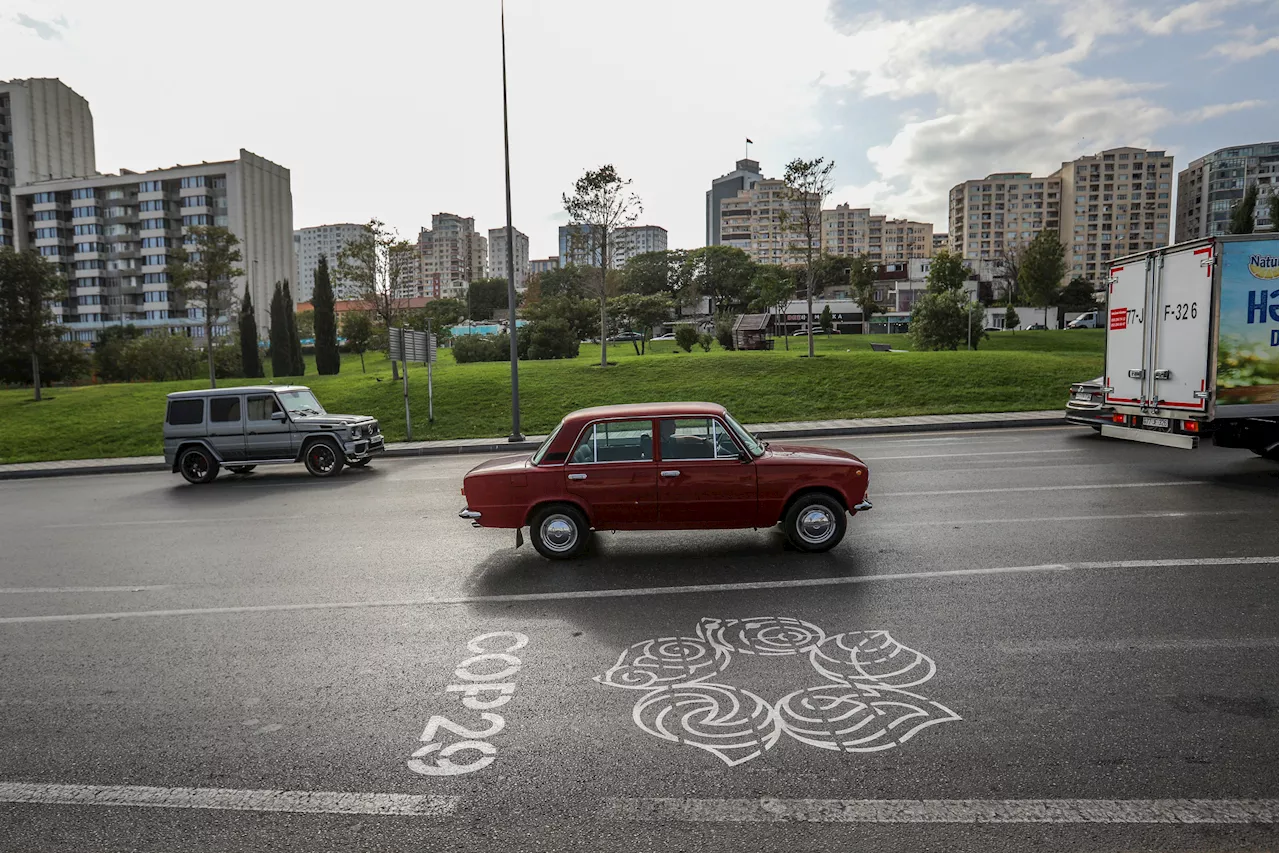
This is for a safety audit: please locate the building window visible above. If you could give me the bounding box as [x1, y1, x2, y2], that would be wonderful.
[139, 181, 163, 193]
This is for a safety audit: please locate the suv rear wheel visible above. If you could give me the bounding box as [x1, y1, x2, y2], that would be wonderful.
[179, 446, 219, 485]
[529, 504, 589, 560]
[783, 492, 847, 553]
[303, 440, 344, 478]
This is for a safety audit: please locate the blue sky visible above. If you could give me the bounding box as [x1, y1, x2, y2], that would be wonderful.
[3, 0, 1277, 257]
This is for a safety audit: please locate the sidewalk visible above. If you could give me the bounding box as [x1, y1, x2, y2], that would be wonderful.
[0, 410, 1066, 480]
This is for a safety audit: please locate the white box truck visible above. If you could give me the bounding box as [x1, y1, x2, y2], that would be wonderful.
[1101, 233, 1278, 458]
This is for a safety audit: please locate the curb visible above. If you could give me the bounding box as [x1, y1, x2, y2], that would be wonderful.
[0, 416, 1069, 481]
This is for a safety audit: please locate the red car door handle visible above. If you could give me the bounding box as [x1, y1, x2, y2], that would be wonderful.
[568, 473, 587, 481]
[660, 470, 681, 478]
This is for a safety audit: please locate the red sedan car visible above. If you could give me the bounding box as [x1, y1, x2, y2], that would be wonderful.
[459, 402, 871, 559]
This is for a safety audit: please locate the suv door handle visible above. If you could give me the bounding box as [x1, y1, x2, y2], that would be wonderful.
[568, 473, 587, 481]
[660, 470, 681, 478]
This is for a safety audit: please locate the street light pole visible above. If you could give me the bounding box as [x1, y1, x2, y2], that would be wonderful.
[501, 0, 523, 441]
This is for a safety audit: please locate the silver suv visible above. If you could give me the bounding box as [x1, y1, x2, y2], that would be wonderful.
[163, 385, 383, 484]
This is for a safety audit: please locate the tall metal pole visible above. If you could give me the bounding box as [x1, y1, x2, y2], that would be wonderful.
[501, 0, 523, 441]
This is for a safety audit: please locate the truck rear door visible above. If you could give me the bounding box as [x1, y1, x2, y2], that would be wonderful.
[1103, 259, 1150, 409]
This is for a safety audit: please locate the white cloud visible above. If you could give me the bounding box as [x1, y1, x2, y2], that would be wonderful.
[12, 12, 67, 40]
[1209, 24, 1280, 60]
[1182, 99, 1267, 120]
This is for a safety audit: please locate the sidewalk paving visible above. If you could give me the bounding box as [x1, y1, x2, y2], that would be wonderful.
[0, 410, 1067, 480]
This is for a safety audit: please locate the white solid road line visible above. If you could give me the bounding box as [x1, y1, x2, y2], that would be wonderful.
[0, 557, 1273, 626]
[861, 449, 1084, 461]
[879, 480, 1206, 497]
[0, 585, 171, 595]
[43, 515, 306, 530]
[601, 797, 1278, 824]
[1000, 636, 1278, 654]
[0, 781, 458, 817]
[869, 509, 1271, 529]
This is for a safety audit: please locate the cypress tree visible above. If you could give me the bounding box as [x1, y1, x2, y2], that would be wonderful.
[269, 282, 291, 377]
[282, 280, 305, 375]
[313, 256, 340, 374]
[238, 285, 263, 378]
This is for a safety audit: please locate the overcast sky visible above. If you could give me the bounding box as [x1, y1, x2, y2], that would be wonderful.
[4, 0, 1277, 258]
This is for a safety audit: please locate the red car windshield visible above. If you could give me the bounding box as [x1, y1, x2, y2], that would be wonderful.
[531, 422, 564, 465]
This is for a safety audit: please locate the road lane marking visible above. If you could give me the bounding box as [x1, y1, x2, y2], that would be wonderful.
[869, 509, 1272, 529]
[1000, 637, 1278, 654]
[0, 585, 171, 595]
[861, 449, 1084, 461]
[0, 557, 1272, 626]
[43, 515, 306, 530]
[601, 797, 1278, 824]
[0, 782, 457, 817]
[879, 481, 1207, 497]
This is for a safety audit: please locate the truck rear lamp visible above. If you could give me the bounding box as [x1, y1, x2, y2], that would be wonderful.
[1112, 414, 1127, 424]
[1183, 421, 1199, 433]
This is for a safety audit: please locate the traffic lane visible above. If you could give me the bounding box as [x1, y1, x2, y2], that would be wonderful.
[0, 563, 1274, 800]
[0, 564, 1275, 853]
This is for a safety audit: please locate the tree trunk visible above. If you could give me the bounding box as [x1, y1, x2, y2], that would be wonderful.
[31, 349, 42, 402]
[205, 285, 216, 389]
[599, 295, 608, 368]
[392, 359, 399, 380]
[360, 352, 366, 373]
[806, 268, 815, 358]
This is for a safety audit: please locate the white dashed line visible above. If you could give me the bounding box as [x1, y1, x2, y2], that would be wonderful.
[879, 481, 1206, 497]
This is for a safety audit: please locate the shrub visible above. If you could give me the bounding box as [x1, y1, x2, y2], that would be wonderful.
[211, 340, 243, 379]
[715, 313, 737, 351]
[452, 334, 509, 363]
[675, 325, 699, 352]
[525, 319, 580, 360]
[697, 332, 714, 352]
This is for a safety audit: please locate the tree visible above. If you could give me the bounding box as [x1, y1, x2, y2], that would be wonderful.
[168, 225, 244, 388]
[0, 249, 68, 400]
[1057, 276, 1098, 309]
[811, 253, 853, 296]
[283, 280, 305, 376]
[312, 255, 340, 375]
[530, 264, 590, 301]
[238, 285, 263, 378]
[336, 219, 413, 376]
[1270, 191, 1279, 232]
[467, 277, 510, 321]
[781, 157, 835, 357]
[609, 293, 673, 355]
[562, 164, 642, 367]
[295, 309, 315, 340]
[341, 311, 373, 373]
[681, 246, 756, 315]
[1004, 304, 1020, 331]
[819, 304, 834, 337]
[847, 254, 883, 336]
[1019, 230, 1067, 326]
[927, 249, 969, 294]
[523, 295, 598, 343]
[268, 282, 291, 377]
[995, 245, 1025, 305]
[909, 249, 978, 351]
[406, 297, 466, 342]
[95, 324, 145, 383]
[621, 250, 686, 299]
[1229, 183, 1259, 234]
[749, 265, 796, 351]
[675, 325, 698, 353]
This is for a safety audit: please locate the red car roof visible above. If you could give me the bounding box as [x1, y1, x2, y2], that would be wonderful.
[564, 402, 727, 421]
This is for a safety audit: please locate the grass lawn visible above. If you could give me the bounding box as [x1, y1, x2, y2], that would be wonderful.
[0, 330, 1103, 464]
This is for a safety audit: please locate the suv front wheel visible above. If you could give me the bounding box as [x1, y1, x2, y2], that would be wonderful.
[179, 446, 219, 485]
[303, 440, 345, 478]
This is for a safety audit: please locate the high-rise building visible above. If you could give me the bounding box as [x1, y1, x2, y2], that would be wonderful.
[418, 213, 486, 299]
[530, 256, 559, 276]
[612, 225, 668, 268]
[1057, 147, 1173, 284]
[487, 226, 530, 291]
[558, 223, 600, 267]
[820, 204, 932, 264]
[293, 223, 366, 301]
[1, 78, 97, 249]
[707, 158, 762, 245]
[947, 171, 1063, 264]
[932, 233, 949, 254]
[1176, 142, 1278, 241]
[718, 177, 822, 265]
[12, 149, 294, 342]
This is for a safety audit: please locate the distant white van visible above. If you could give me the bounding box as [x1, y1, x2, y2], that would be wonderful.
[1066, 311, 1100, 329]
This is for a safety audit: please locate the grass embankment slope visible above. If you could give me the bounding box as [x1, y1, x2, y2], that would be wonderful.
[0, 330, 1103, 463]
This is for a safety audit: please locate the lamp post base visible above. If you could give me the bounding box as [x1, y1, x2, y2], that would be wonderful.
[508, 433, 526, 443]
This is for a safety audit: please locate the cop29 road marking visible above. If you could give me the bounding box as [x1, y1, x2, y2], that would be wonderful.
[0, 782, 457, 817]
[602, 797, 1278, 824]
[407, 631, 528, 777]
[0, 557, 1272, 626]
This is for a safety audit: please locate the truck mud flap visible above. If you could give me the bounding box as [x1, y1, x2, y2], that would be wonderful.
[1101, 424, 1197, 450]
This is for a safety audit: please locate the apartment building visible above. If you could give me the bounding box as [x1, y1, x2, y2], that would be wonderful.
[719, 178, 822, 265]
[1, 78, 96, 249]
[1176, 141, 1278, 241]
[947, 171, 1062, 264]
[418, 213, 486, 300]
[558, 223, 601, 267]
[530, 256, 559, 276]
[1059, 147, 1173, 284]
[707, 158, 763, 245]
[820, 204, 933, 264]
[12, 150, 294, 342]
[932, 233, 949, 254]
[487, 225, 530, 291]
[293, 222, 365, 301]
[612, 225, 668, 268]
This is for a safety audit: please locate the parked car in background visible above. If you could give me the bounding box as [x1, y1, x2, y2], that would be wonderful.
[1065, 376, 1111, 431]
[459, 402, 872, 559]
[163, 386, 383, 484]
[1067, 311, 1100, 329]
[607, 331, 645, 342]
[650, 333, 677, 341]
[1025, 323, 1049, 330]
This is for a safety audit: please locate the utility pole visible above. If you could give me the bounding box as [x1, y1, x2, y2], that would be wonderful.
[501, 0, 523, 441]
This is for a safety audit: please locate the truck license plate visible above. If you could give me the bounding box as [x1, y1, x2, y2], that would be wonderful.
[1143, 417, 1170, 430]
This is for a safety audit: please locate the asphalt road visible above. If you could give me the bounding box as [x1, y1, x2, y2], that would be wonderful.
[0, 425, 1276, 852]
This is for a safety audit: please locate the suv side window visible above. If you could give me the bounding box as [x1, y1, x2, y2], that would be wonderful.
[209, 396, 242, 423]
[246, 395, 282, 422]
[570, 419, 654, 463]
[166, 399, 203, 425]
